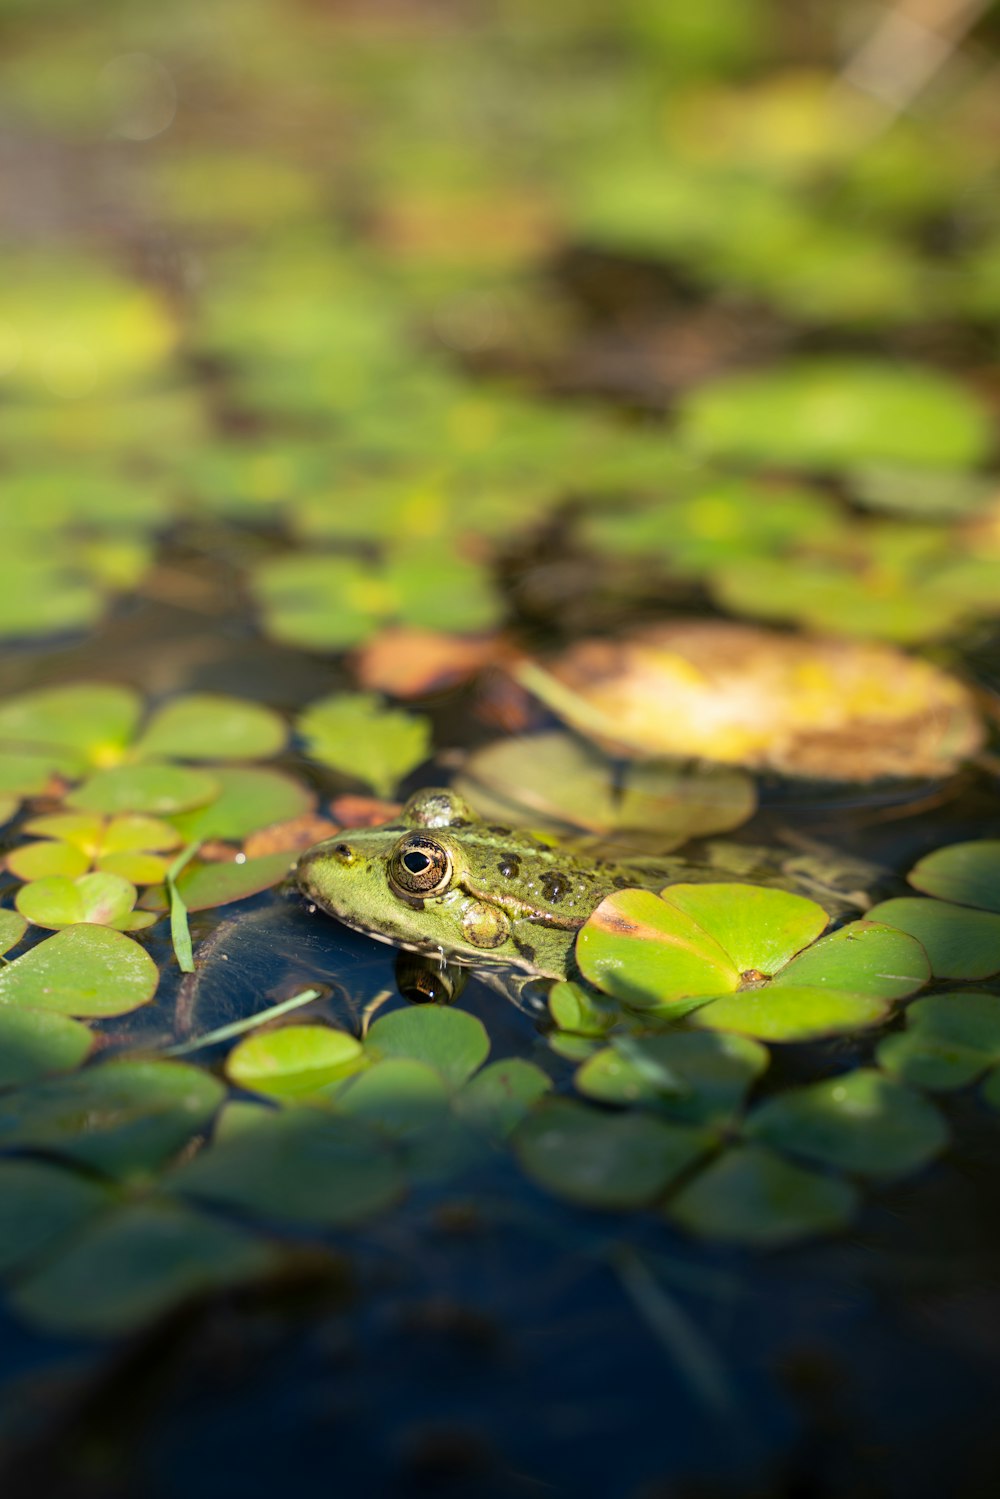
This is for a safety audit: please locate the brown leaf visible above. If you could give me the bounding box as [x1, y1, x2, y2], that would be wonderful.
[329, 794, 401, 829]
[353, 627, 505, 698]
[244, 815, 340, 858]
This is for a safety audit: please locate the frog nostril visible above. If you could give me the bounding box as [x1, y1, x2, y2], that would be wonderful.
[333, 842, 355, 864]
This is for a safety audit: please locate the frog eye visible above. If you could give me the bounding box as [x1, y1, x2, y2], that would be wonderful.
[388, 835, 453, 897]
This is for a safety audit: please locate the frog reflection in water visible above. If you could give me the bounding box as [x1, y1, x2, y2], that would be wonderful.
[297, 788, 874, 1008]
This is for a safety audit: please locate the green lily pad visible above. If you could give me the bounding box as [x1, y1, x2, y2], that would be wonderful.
[11, 1202, 275, 1338]
[134, 694, 287, 762]
[677, 359, 992, 471]
[877, 991, 1000, 1090]
[226, 1024, 366, 1101]
[669, 1145, 858, 1247]
[16, 871, 143, 931]
[766, 919, 930, 998]
[512, 1096, 712, 1210]
[364, 1006, 490, 1090]
[0, 1159, 111, 1277]
[297, 693, 431, 799]
[576, 883, 827, 1015]
[0, 682, 141, 771]
[748, 1069, 948, 1177]
[0, 751, 65, 796]
[172, 851, 293, 912]
[68, 763, 220, 816]
[0, 924, 158, 1016]
[0, 909, 27, 955]
[0, 1060, 224, 1177]
[575, 1031, 768, 1123]
[8, 841, 90, 881]
[333, 1058, 452, 1136]
[175, 1108, 404, 1226]
[454, 1059, 553, 1138]
[907, 841, 1000, 913]
[867, 897, 1000, 980]
[456, 732, 755, 850]
[690, 984, 893, 1042]
[170, 767, 314, 842]
[0, 1006, 93, 1088]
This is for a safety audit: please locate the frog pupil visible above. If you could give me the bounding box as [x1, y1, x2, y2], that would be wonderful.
[403, 851, 431, 874]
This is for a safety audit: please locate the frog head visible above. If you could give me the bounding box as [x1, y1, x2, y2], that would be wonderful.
[297, 788, 536, 969]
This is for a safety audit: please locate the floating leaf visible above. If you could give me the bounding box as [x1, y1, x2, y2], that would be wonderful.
[576, 1031, 768, 1124]
[16, 871, 143, 931]
[11, 1202, 274, 1337]
[171, 767, 314, 843]
[867, 897, 1000, 980]
[0, 1060, 224, 1177]
[134, 694, 287, 762]
[456, 731, 754, 850]
[365, 1006, 491, 1090]
[678, 359, 992, 470]
[513, 1097, 711, 1210]
[173, 851, 293, 912]
[907, 841, 1000, 913]
[670, 1145, 858, 1247]
[227, 1024, 366, 1101]
[0, 910, 27, 955]
[531, 623, 982, 780]
[0, 1006, 93, 1088]
[576, 883, 827, 1015]
[0, 925, 158, 1016]
[334, 1058, 452, 1137]
[0, 1159, 110, 1277]
[877, 992, 1000, 1090]
[68, 763, 220, 816]
[454, 1059, 553, 1138]
[690, 985, 892, 1043]
[0, 683, 141, 771]
[175, 1108, 404, 1226]
[748, 1069, 947, 1177]
[297, 693, 431, 799]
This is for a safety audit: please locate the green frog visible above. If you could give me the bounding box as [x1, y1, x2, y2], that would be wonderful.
[297, 788, 875, 995]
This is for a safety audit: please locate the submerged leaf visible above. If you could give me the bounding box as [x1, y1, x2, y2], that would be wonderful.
[297, 693, 431, 798]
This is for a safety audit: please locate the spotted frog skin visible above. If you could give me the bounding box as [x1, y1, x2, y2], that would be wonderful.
[297, 787, 695, 981]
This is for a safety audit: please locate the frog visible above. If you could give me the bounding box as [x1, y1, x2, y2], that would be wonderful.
[296, 787, 877, 1000]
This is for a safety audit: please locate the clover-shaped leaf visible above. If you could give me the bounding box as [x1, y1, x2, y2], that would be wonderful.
[577, 884, 928, 1040]
[10, 812, 181, 885]
[877, 992, 1000, 1091]
[16, 871, 153, 932]
[575, 1030, 768, 1124]
[0, 925, 158, 1016]
[866, 897, 1000, 980]
[297, 692, 431, 799]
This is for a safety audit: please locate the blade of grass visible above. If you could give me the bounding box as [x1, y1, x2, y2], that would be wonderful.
[164, 986, 323, 1057]
[166, 840, 201, 974]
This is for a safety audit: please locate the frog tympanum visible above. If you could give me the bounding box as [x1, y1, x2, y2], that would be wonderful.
[297, 788, 873, 1006]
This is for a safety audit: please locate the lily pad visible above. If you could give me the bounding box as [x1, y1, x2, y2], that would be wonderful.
[456, 731, 755, 850]
[0, 1006, 93, 1088]
[175, 1108, 404, 1226]
[575, 1031, 768, 1123]
[677, 359, 992, 470]
[877, 992, 1000, 1090]
[669, 1145, 858, 1247]
[867, 897, 1000, 980]
[134, 694, 287, 762]
[0, 910, 27, 955]
[747, 1068, 947, 1178]
[529, 624, 982, 781]
[11, 1202, 274, 1337]
[16, 871, 147, 931]
[68, 763, 220, 816]
[512, 1096, 712, 1210]
[907, 841, 1000, 913]
[0, 1060, 224, 1177]
[170, 767, 313, 843]
[454, 1059, 553, 1138]
[365, 1006, 491, 1090]
[576, 882, 827, 1015]
[0, 924, 158, 1016]
[0, 682, 141, 771]
[226, 1024, 367, 1101]
[0, 1159, 111, 1277]
[172, 851, 293, 912]
[297, 693, 431, 799]
[333, 1057, 452, 1136]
